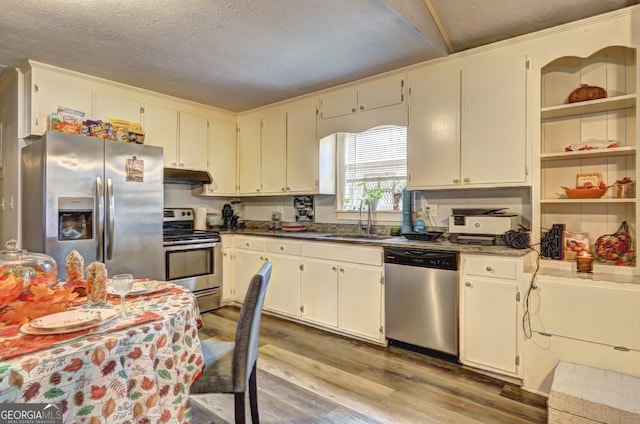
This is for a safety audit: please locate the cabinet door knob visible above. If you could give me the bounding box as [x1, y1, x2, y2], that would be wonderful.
[464, 177, 471, 183]
[486, 266, 493, 272]
[332, 266, 337, 271]
[340, 267, 345, 273]
[465, 281, 472, 287]
[453, 178, 460, 183]
[359, 105, 364, 110]
[280, 246, 284, 251]
[264, 257, 268, 262]
[246, 242, 250, 247]
[286, 187, 291, 191]
[281, 187, 286, 192]
[351, 108, 356, 113]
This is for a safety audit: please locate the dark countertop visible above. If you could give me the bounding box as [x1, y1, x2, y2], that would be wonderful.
[220, 229, 530, 257]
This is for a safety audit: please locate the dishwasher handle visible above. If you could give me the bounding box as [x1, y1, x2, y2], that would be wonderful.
[383, 247, 458, 270]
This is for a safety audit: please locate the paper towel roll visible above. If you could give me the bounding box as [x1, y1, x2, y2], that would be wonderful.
[195, 207, 207, 230]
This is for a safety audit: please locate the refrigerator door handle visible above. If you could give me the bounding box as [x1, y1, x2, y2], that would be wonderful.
[106, 177, 115, 260]
[96, 176, 104, 261]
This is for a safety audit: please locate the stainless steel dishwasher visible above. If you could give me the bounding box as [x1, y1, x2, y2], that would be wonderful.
[384, 247, 459, 358]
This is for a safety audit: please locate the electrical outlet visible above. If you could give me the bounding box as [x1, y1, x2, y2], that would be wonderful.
[426, 204, 438, 217]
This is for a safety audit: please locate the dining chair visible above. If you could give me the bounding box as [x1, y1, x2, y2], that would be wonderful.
[191, 261, 272, 424]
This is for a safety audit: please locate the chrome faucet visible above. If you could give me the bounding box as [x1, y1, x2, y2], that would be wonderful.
[358, 200, 372, 234]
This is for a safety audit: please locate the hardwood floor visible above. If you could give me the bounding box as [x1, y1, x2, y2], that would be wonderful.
[191, 307, 547, 424]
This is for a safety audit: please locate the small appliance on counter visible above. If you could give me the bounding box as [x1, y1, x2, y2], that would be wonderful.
[221, 203, 242, 229]
[221, 204, 235, 229]
[269, 211, 282, 231]
[448, 208, 521, 245]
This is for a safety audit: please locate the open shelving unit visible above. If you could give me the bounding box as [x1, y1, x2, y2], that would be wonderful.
[539, 46, 637, 271]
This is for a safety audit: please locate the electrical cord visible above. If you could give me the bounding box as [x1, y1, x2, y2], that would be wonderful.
[522, 247, 541, 340]
[502, 225, 531, 249]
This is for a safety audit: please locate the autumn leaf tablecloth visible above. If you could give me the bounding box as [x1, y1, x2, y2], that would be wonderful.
[0, 284, 205, 424]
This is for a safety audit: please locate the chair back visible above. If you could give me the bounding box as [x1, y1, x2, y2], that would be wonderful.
[232, 261, 272, 391]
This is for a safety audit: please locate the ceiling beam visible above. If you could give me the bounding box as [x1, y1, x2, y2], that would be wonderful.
[382, 0, 450, 56]
[421, 0, 453, 53]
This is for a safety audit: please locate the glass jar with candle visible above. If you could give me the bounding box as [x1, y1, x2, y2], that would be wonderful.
[576, 250, 594, 273]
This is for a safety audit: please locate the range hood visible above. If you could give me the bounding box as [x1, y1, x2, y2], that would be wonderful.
[163, 167, 212, 185]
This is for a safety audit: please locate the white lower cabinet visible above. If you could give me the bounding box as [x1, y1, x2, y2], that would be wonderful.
[301, 257, 383, 341]
[460, 255, 523, 378]
[264, 240, 302, 318]
[302, 242, 384, 342]
[462, 276, 518, 375]
[221, 235, 233, 303]
[337, 262, 383, 341]
[228, 237, 384, 343]
[301, 257, 338, 327]
[232, 236, 266, 302]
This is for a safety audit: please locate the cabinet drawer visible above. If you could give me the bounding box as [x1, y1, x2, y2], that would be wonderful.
[464, 256, 517, 280]
[266, 239, 302, 255]
[233, 236, 265, 251]
[303, 242, 382, 266]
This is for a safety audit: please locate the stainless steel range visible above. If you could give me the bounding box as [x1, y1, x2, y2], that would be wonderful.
[163, 208, 221, 312]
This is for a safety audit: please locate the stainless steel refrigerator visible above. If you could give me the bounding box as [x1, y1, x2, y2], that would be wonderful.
[22, 132, 164, 281]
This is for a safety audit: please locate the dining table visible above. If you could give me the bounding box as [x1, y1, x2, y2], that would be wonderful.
[0, 282, 205, 424]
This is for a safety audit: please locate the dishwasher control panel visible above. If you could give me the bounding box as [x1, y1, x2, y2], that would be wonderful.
[383, 248, 458, 270]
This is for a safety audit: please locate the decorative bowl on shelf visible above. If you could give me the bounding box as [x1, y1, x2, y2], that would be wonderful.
[562, 187, 608, 199]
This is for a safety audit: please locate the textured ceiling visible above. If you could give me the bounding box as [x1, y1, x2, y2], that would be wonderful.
[0, 0, 638, 112]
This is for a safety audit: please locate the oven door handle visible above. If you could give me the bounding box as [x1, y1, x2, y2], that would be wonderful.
[164, 242, 217, 252]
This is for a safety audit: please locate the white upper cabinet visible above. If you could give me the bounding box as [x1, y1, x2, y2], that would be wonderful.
[407, 50, 528, 188]
[178, 111, 209, 170]
[203, 117, 237, 196]
[94, 93, 142, 124]
[320, 74, 404, 119]
[407, 65, 461, 187]
[237, 110, 287, 195]
[21, 62, 94, 137]
[237, 115, 262, 194]
[146, 108, 210, 171]
[260, 109, 287, 193]
[462, 52, 527, 185]
[143, 107, 210, 171]
[142, 103, 179, 167]
[286, 97, 322, 193]
[320, 88, 358, 119]
[237, 99, 333, 196]
[358, 74, 404, 111]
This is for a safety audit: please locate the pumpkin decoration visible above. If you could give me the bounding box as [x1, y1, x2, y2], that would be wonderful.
[595, 221, 633, 264]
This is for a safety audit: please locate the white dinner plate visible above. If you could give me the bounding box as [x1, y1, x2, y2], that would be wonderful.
[23, 309, 117, 334]
[107, 279, 168, 296]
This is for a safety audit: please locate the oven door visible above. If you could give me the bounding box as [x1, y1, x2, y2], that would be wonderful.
[164, 242, 222, 292]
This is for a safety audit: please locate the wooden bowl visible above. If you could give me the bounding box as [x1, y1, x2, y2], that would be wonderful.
[563, 187, 608, 199]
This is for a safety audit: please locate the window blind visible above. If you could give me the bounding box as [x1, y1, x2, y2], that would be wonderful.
[342, 126, 407, 211]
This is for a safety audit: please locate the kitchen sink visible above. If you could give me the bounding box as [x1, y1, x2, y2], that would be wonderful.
[320, 233, 395, 240]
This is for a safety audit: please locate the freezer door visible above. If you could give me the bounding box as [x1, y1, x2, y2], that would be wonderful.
[104, 142, 164, 280]
[23, 133, 105, 279]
